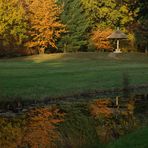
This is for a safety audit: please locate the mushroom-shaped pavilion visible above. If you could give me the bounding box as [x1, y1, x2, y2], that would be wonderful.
[107, 28, 127, 53]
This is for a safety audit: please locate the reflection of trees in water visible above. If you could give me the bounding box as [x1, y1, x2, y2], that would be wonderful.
[0, 97, 147, 147]
[0, 117, 24, 148]
[0, 106, 64, 148]
[89, 98, 137, 143]
[23, 107, 64, 148]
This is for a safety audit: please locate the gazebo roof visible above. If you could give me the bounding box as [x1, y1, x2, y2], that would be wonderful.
[107, 30, 127, 39]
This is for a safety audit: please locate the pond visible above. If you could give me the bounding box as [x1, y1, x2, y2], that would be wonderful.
[0, 93, 148, 148]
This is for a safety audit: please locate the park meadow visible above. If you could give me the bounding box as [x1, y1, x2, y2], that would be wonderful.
[0, 0, 148, 148]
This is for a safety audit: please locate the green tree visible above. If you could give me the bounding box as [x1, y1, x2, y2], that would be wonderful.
[57, 0, 90, 52]
[135, 0, 148, 52]
[81, 0, 118, 27]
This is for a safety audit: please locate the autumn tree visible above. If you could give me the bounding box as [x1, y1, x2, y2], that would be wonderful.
[81, 0, 119, 27]
[91, 28, 113, 51]
[58, 0, 117, 52]
[27, 0, 65, 54]
[0, 0, 28, 56]
[57, 0, 140, 52]
[88, 0, 139, 51]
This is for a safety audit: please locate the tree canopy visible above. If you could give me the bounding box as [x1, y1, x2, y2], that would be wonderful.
[0, 0, 28, 56]
[0, 0, 147, 56]
[26, 0, 65, 54]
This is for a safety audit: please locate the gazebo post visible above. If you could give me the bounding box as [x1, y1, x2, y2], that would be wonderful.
[116, 39, 121, 53]
[116, 27, 120, 53]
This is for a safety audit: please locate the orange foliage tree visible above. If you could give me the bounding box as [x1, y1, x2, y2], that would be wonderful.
[27, 0, 65, 54]
[91, 28, 113, 51]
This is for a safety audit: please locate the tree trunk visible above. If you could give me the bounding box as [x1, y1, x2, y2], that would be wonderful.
[38, 47, 45, 54]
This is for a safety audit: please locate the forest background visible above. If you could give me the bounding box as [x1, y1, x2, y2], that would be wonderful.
[0, 0, 147, 57]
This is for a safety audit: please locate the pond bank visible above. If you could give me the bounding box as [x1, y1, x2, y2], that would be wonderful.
[0, 84, 148, 117]
[0, 84, 148, 113]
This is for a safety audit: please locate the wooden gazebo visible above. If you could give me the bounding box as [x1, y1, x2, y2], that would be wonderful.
[107, 28, 127, 53]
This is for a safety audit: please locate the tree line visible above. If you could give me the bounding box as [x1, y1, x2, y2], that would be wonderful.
[0, 0, 147, 56]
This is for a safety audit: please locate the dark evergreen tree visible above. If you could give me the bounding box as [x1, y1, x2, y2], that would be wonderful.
[135, 0, 148, 52]
[57, 0, 90, 52]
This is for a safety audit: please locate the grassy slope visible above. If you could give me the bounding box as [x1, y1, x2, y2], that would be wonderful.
[107, 127, 148, 148]
[0, 52, 148, 101]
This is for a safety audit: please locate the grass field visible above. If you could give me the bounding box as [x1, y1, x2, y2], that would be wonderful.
[0, 52, 148, 101]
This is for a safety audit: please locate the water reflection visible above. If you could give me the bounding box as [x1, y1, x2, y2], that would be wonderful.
[0, 107, 64, 148]
[0, 94, 147, 147]
[90, 98, 137, 143]
[0, 117, 23, 148]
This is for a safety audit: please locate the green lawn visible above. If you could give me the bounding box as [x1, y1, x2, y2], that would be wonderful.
[107, 127, 148, 148]
[0, 52, 148, 101]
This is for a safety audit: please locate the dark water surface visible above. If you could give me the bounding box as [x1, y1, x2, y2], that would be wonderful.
[0, 93, 148, 148]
